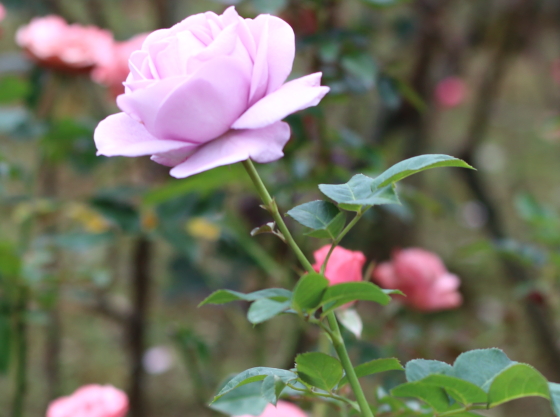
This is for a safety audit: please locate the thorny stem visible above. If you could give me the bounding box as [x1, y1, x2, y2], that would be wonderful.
[242, 159, 375, 417]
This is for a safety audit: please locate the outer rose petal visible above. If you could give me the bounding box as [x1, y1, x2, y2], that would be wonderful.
[372, 263, 399, 289]
[169, 122, 290, 178]
[94, 112, 193, 157]
[312, 245, 366, 285]
[232, 72, 329, 130]
[247, 14, 295, 94]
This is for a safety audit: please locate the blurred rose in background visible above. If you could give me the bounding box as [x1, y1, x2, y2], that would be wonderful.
[372, 248, 462, 312]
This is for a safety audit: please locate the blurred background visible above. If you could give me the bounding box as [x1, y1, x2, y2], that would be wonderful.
[1, 0, 560, 416]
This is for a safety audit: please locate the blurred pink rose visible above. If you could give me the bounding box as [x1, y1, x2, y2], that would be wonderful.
[46, 384, 128, 417]
[16, 15, 113, 73]
[0, 4, 6, 22]
[312, 245, 366, 285]
[92, 33, 149, 97]
[372, 248, 462, 312]
[94, 6, 329, 178]
[435, 76, 466, 109]
[239, 401, 307, 417]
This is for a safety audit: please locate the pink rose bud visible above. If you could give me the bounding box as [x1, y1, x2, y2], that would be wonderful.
[16, 15, 113, 74]
[46, 384, 128, 417]
[94, 7, 330, 178]
[238, 401, 307, 417]
[312, 245, 366, 285]
[92, 33, 149, 98]
[435, 76, 467, 109]
[372, 248, 462, 312]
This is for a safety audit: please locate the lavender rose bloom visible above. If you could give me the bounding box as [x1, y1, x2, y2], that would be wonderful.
[94, 7, 329, 178]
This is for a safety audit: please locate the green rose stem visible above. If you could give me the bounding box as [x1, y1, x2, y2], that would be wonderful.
[241, 159, 375, 417]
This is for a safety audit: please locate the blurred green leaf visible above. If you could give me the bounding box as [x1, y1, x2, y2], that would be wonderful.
[296, 352, 343, 391]
[391, 382, 451, 412]
[340, 358, 403, 387]
[421, 374, 488, 405]
[199, 288, 292, 307]
[341, 52, 377, 90]
[377, 75, 401, 109]
[250, 0, 287, 13]
[487, 364, 550, 407]
[0, 311, 11, 374]
[291, 273, 329, 313]
[247, 299, 291, 324]
[406, 359, 454, 382]
[321, 282, 392, 314]
[453, 349, 513, 392]
[210, 381, 268, 416]
[372, 155, 474, 188]
[549, 383, 560, 417]
[90, 196, 140, 233]
[287, 200, 345, 239]
[319, 175, 400, 212]
[143, 165, 247, 207]
[261, 375, 287, 406]
[0, 75, 30, 104]
[213, 367, 297, 401]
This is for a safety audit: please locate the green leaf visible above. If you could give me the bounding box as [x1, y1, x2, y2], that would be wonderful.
[549, 382, 560, 417]
[291, 273, 329, 313]
[391, 382, 451, 413]
[420, 374, 488, 405]
[296, 352, 344, 391]
[198, 288, 292, 307]
[247, 299, 291, 324]
[339, 358, 403, 387]
[287, 201, 346, 239]
[487, 363, 550, 407]
[405, 359, 454, 382]
[213, 367, 297, 401]
[210, 381, 268, 416]
[452, 348, 514, 392]
[305, 213, 346, 239]
[320, 282, 392, 314]
[261, 375, 287, 406]
[319, 175, 400, 212]
[371, 154, 474, 189]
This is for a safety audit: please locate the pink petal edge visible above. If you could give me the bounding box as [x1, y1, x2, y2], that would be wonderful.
[232, 72, 329, 130]
[94, 112, 192, 157]
[169, 122, 290, 178]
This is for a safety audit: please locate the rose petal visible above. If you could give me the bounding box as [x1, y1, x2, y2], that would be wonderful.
[94, 112, 191, 157]
[232, 72, 329, 130]
[247, 14, 295, 94]
[151, 146, 196, 167]
[117, 75, 188, 126]
[169, 122, 290, 178]
[153, 55, 251, 143]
